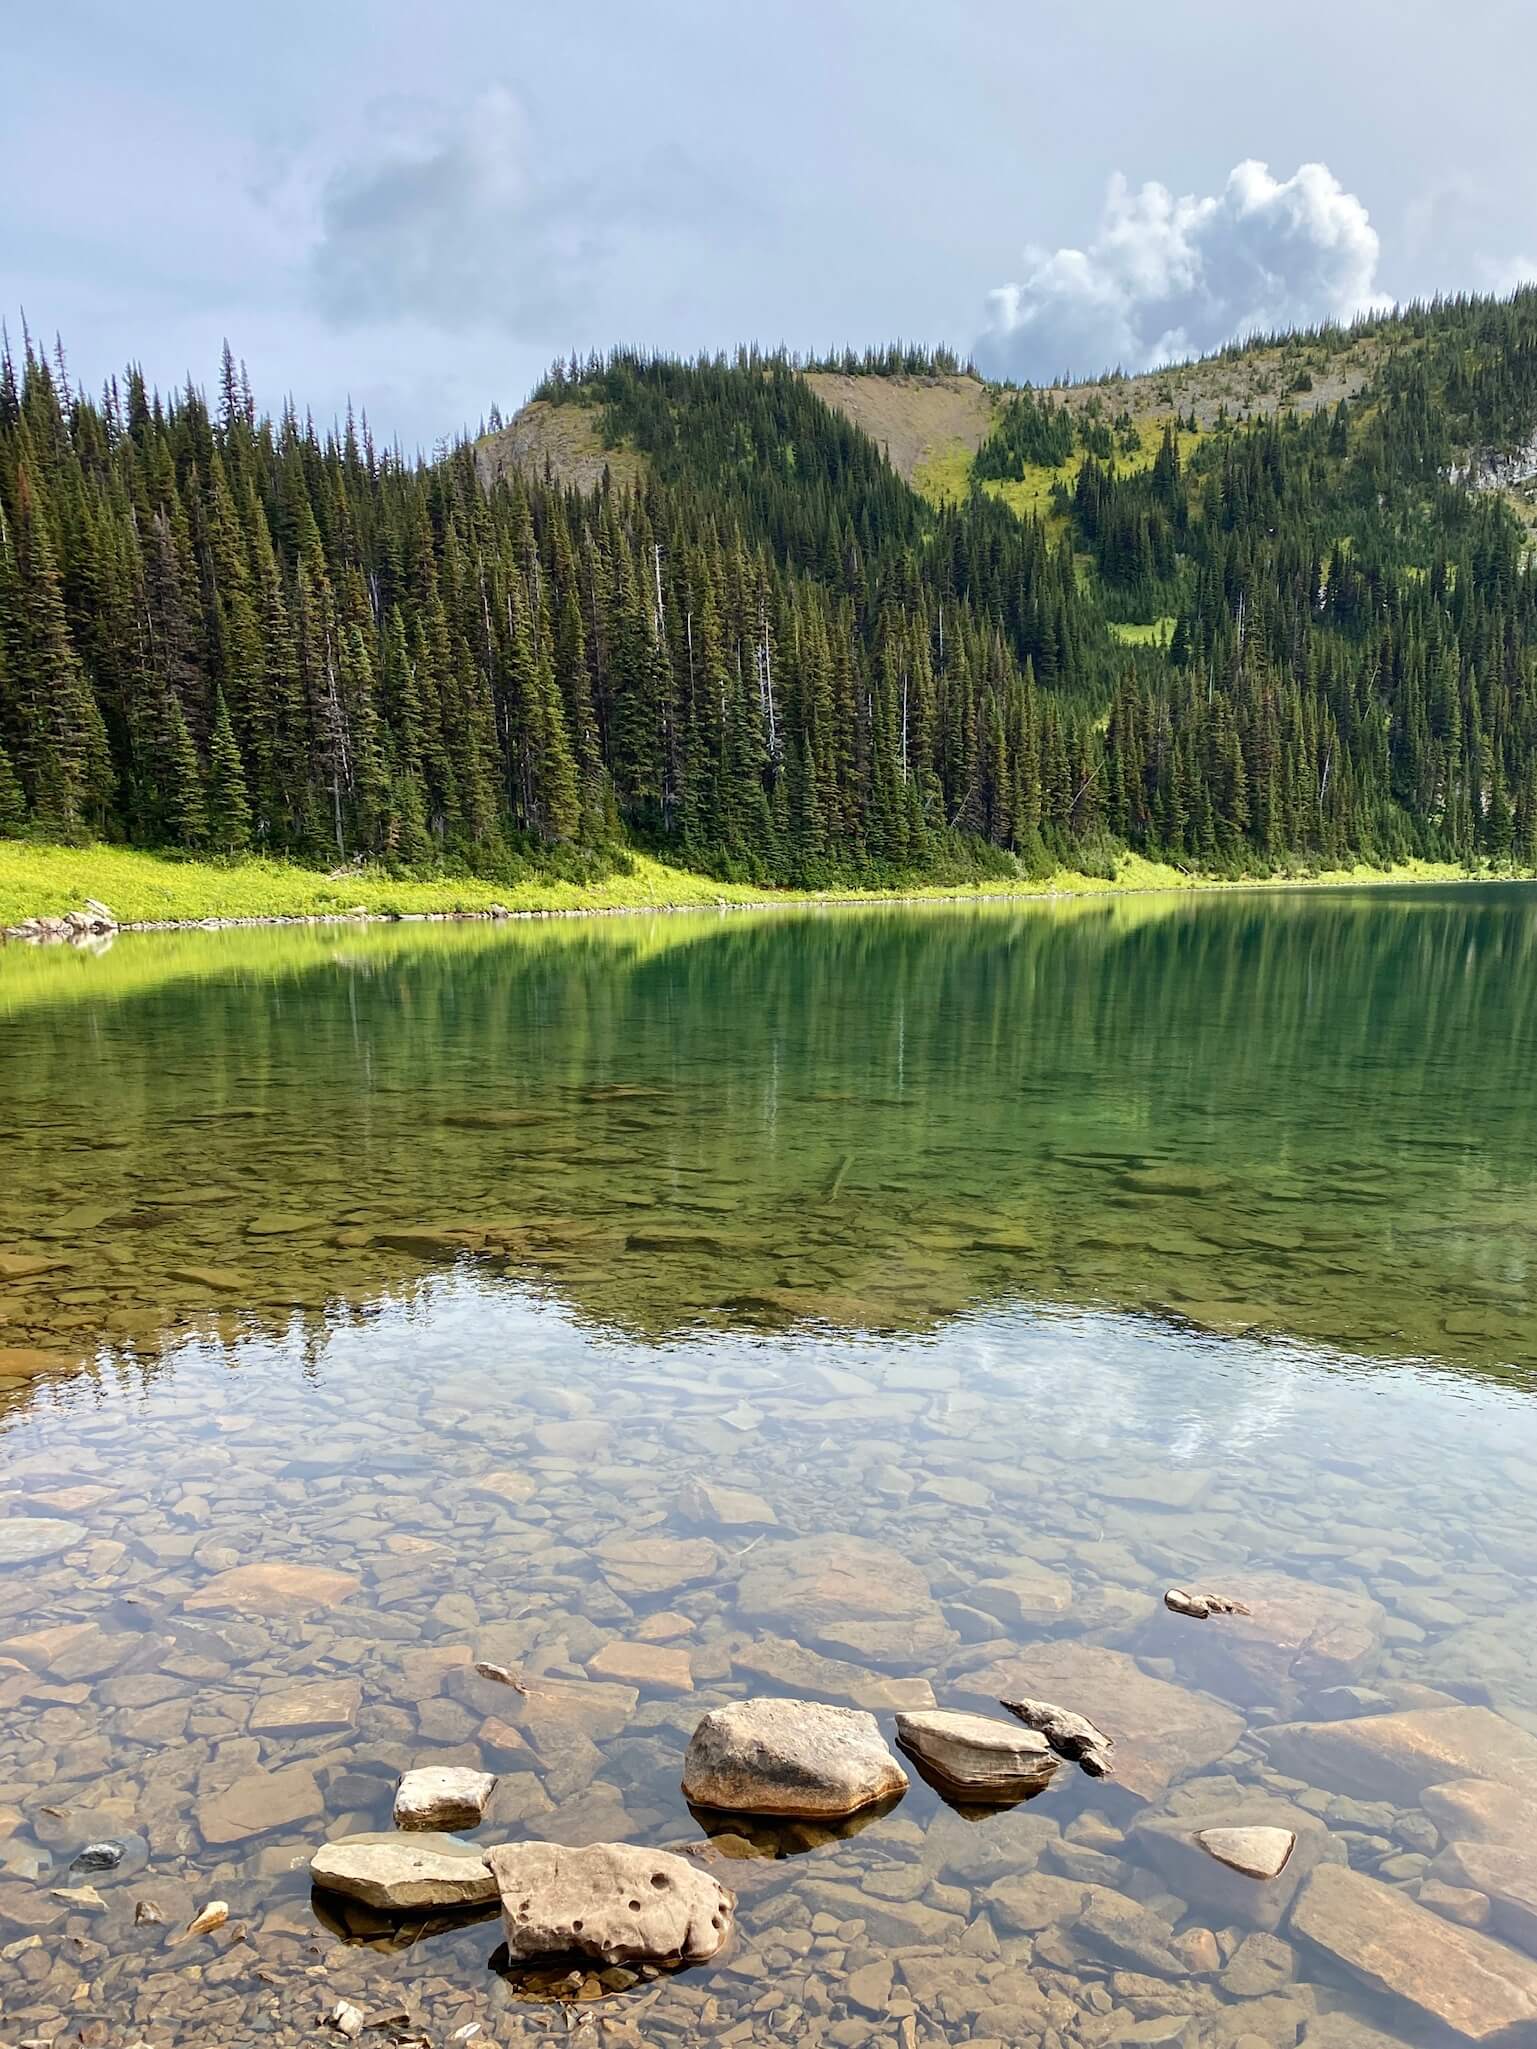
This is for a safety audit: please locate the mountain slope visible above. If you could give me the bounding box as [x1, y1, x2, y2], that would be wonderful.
[3, 294, 1537, 894]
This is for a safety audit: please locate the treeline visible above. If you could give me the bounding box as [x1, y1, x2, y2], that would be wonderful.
[0, 338, 1107, 884]
[2, 292, 1537, 886]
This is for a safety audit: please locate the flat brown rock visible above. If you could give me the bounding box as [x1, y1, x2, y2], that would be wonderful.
[249, 1677, 362, 1736]
[311, 1831, 498, 1910]
[199, 1764, 323, 1846]
[1291, 1862, 1537, 2043]
[1166, 1570, 1384, 1709]
[955, 1643, 1242, 1803]
[1197, 1824, 1295, 1880]
[732, 1635, 935, 1712]
[1264, 1707, 1537, 1804]
[676, 1478, 776, 1527]
[735, 1534, 953, 1661]
[596, 1534, 720, 1597]
[183, 1562, 360, 1617]
[587, 1640, 694, 1693]
[469, 1470, 536, 1506]
[1435, 1841, 1537, 1953]
[967, 1557, 1074, 1628]
[895, 1710, 1059, 1795]
[1425, 1778, 1537, 1848]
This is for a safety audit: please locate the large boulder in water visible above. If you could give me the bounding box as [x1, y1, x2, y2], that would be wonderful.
[683, 1697, 908, 1817]
[484, 1841, 733, 1965]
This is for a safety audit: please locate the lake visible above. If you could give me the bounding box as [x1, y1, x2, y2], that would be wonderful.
[2, 885, 1536, 2048]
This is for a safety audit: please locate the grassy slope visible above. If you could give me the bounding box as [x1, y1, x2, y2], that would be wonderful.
[0, 841, 1507, 935]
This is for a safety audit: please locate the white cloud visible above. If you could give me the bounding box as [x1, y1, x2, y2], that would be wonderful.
[976, 159, 1392, 382]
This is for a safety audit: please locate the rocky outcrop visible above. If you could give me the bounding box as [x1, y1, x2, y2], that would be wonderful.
[894, 1709, 1060, 1797]
[1290, 1862, 1537, 2043]
[682, 1697, 908, 1817]
[484, 1841, 733, 1965]
[393, 1767, 496, 1831]
[310, 1833, 498, 1912]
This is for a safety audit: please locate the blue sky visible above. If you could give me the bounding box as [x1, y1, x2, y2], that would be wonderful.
[4, 0, 1533, 448]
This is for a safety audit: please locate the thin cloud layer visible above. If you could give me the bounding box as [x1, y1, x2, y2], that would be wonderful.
[977, 160, 1391, 383]
[307, 85, 696, 341]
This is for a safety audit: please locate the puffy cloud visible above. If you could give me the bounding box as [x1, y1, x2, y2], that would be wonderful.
[977, 160, 1391, 383]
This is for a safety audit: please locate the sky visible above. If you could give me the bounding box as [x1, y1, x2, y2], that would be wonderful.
[5, 0, 1535, 452]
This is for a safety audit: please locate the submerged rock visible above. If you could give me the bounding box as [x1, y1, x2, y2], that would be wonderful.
[1434, 1841, 1537, 1954]
[484, 1841, 733, 1965]
[1164, 1570, 1384, 1709]
[1291, 1862, 1537, 2043]
[394, 1767, 496, 1831]
[733, 1533, 953, 1661]
[0, 1517, 86, 1566]
[310, 1832, 498, 1912]
[1132, 1799, 1339, 1932]
[731, 1634, 934, 1712]
[958, 1643, 1242, 1804]
[895, 1709, 1059, 1796]
[182, 1561, 360, 1617]
[682, 1697, 908, 1817]
[1263, 1705, 1537, 1803]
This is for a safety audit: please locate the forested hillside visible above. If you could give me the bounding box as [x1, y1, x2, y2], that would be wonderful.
[3, 292, 1537, 888]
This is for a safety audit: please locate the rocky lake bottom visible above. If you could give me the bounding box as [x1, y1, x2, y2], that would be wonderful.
[3, 890, 1537, 2048]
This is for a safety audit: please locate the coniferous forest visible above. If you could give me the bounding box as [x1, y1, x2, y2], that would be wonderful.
[3, 290, 1537, 888]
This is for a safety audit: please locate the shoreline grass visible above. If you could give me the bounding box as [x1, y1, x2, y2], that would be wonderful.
[0, 841, 1525, 939]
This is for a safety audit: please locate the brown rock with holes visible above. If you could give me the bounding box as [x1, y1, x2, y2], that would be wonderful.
[1290, 1862, 1537, 2043]
[956, 1643, 1242, 1804]
[183, 1562, 359, 1617]
[484, 1841, 733, 1964]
